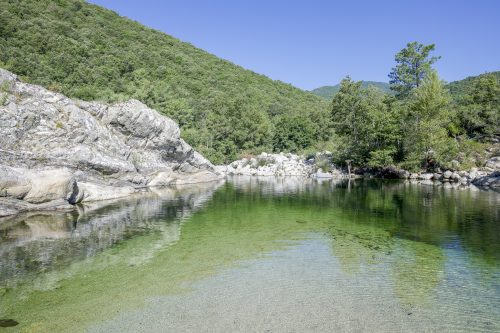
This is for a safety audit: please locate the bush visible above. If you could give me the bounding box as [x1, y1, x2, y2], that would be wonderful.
[367, 149, 395, 168]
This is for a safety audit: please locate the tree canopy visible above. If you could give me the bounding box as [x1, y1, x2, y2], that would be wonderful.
[389, 42, 441, 98]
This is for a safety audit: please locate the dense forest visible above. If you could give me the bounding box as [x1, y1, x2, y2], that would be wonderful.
[0, 0, 498, 170]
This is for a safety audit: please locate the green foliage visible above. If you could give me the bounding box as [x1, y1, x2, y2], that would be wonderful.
[401, 71, 458, 169]
[454, 74, 500, 139]
[311, 81, 392, 99]
[273, 113, 316, 152]
[367, 149, 395, 168]
[455, 138, 489, 170]
[0, 0, 328, 163]
[205, 98, 273, 164]
[330, 78, 402, 166]
[389, 42, 440, 98]
[447, 71, 500, 98]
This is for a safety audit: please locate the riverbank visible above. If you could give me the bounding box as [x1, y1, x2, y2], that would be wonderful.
[217, 152, 500, 190]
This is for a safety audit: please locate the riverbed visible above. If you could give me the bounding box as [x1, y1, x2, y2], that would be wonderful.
[0, 177, 499, 332]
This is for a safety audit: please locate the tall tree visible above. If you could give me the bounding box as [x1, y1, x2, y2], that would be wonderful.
[402, 71, 457, 170]
[389, 42, 441, 98]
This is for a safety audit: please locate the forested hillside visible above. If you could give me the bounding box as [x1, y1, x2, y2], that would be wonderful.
[311, 81, 391, 99]
[0, 0, 329, 163]
[448, 71, 500, 100]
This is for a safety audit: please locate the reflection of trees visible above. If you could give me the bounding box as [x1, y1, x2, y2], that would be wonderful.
[327, 222, 445, 306]
[244, 177, 496, 306]
[391, 241, 445, 306]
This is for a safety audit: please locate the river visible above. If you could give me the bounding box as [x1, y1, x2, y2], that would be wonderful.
[0, 177, 499, 332]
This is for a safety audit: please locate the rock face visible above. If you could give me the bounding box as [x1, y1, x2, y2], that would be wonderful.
[0, 68, 220, 216]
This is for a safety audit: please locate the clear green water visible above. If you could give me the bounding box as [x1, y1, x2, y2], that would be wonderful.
[0, 178, 499, 332]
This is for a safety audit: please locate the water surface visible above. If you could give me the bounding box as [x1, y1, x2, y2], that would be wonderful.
[0, 178, 499, 332]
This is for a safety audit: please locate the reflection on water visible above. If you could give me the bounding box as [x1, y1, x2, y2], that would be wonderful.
[0, 181, 225, 288]
[0, 177, 498, 332]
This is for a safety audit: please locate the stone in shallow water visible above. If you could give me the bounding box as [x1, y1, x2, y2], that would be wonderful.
[0, 319, 19, 327]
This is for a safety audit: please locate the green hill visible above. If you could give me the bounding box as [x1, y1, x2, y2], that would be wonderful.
[311, 81, 391, 99]
[447, 71, 500, 100]
[0, 0, 329, 163]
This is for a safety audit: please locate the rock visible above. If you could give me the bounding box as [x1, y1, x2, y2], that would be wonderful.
[451, 172, 461, 182]
[313, 168, 333, 179]
[72, 182, 136, 203]
[432, 173, 442, 181]
[0, 166, 31, 199]
[23, 169, 76, 204]
[443, 170, 453, 179]
[458, 171, 469, 177]
[0, 68, 220, 216]
[472, 171, 500, 188]
[485, 156, 500, 171]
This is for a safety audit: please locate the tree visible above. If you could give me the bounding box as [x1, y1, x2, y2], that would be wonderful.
[330, 77, 402, 167]
[389, 42, 440, 98]
[457, 74, 500, 139]
[401, 71, 457, 170]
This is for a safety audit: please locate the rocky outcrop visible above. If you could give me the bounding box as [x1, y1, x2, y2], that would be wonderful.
[0, 68, 221, 216]
[216, 152, 347, 178]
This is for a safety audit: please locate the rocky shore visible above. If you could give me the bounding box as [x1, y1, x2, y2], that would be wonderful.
[0, 69, 221, 217]
[217, 152, 500, 190]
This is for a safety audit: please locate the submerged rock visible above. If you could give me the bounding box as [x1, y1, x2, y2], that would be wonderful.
[0, 68, 221, 216]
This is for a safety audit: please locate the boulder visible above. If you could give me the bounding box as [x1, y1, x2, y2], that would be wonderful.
[23, 169, 76, 204]
[485, 156, 500, 171]
[432, 173, 442, 181]
[451, 172, 461, 182]
[472, 171, 500, 188]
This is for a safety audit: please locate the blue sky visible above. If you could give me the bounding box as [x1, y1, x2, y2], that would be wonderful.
[88, 0, 499, 90]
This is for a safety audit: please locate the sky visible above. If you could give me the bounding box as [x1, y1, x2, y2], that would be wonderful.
[88, 0, 500, 90]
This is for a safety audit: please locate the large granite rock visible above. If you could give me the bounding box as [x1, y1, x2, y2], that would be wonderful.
[0, 68, 220, 216]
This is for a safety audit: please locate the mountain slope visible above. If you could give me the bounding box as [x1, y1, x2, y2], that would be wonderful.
[0, 0, 329, 163]
[311, 81, 391, 99]
[447, 71, 500, 100]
